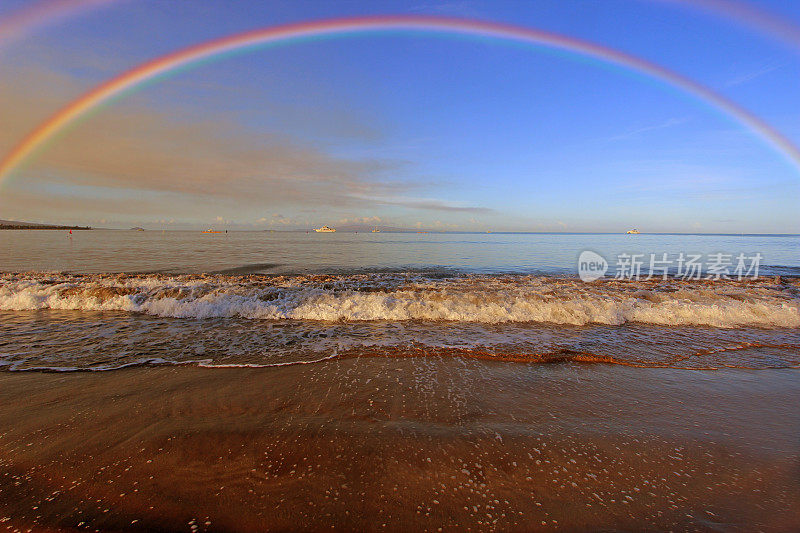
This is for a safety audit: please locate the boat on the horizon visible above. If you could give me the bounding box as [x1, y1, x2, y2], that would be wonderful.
[201, 229, 224, 234]
[314, 226, 336, 233]
[372, 227, 380, 233]
[626, 229, 640, 234]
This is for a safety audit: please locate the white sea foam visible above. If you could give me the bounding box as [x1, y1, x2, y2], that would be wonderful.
[1, 273, 798, 328]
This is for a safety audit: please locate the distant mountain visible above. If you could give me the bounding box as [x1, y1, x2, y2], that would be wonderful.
[0, 219, 92, 230]
[0, 219, 44, 227]
[330, 224, 421, 233]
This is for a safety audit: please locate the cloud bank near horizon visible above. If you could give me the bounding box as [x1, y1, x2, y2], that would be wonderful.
[0, 64, 491, 225]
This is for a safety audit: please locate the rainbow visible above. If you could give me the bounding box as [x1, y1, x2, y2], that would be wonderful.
[2, 14, 800, 186]
[0, 0, 118, 52]
[655, 0, 800, 53]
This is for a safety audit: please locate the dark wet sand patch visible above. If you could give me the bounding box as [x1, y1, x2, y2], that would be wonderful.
[0, 360, 798, 531]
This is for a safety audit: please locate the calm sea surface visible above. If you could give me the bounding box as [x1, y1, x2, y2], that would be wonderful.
[1, 230, 798, 275]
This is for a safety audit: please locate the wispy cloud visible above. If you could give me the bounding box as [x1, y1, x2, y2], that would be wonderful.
[353, 194, 494, 213]
[255, 214, 295, 226]
[725, 62, 782, 87]
[606, 117, 690, 142]
[338, 215, 382, 225]
[610, 158, 799, 203]
[408, 1, 481, 17]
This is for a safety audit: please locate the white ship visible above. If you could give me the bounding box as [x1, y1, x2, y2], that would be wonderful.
[314, 226, 336, 233]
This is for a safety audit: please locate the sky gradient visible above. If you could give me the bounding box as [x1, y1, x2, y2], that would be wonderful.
[0, 0, 798, 232]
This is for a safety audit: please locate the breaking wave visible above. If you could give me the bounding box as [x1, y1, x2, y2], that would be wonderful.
[1, 272, 798, 328]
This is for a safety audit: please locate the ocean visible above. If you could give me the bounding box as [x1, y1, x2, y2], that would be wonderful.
[2, 229, 799, 275]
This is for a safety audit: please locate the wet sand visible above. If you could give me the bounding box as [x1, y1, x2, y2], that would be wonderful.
[0, 359, 798, 531]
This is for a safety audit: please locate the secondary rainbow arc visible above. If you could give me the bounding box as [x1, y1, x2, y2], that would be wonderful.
[0, 0, 118, 52]
[657, 0, 800, 53]
[2, 14, 799, 187]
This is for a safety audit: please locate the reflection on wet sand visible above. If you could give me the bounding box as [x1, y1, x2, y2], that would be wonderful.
[0, 360, 798, 531]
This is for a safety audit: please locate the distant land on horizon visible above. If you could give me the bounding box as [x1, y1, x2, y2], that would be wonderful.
[1, 220, 797, 236]
[272, 225, 799, 236]
[0, 219, 92, 230]
[326, 224, 420, 233]
[260, 224, 422, 233]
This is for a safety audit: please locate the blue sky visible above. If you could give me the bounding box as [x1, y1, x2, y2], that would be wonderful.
[0, 0, 798, 232]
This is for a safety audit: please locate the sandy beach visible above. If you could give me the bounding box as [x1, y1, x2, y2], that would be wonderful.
[1, 359, 798, 531]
